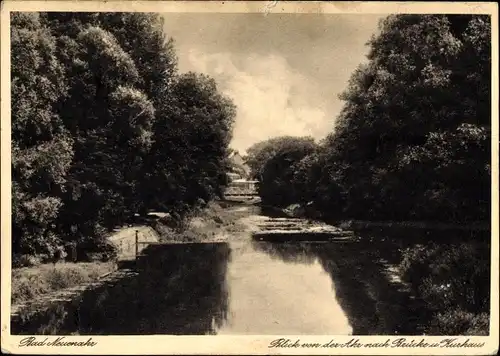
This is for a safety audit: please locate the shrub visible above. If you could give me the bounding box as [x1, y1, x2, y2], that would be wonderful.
[428, 309, 489, 335]
[77, 237, 118, 262]
[12, 254, 43, 268]
[399, 242, 490, 334]
[400, 243, 442, 289]
[425, 242, 489, 313]
[401, 242, 489, 311]
[11, 262, 116, 305]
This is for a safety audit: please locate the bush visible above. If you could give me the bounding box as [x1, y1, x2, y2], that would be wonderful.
[401, 242, 489, 312]
[400, 244, 441, 290]
[11, 262, 116, 305]
[12, 254, 43, 268]
[77, 237, 118, 262]
[428, 309, 489, 335]
[399, 242, 490, 334]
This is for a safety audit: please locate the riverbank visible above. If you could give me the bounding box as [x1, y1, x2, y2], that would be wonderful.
[10, 201, 246, 314]
[257, 203, 491, 335]
[11, 227, 156, 310]
[266, 204, 490, 233]
[150, 200, 257, 244]
[11, 203, 419, 335]
[10, 199, 490, 336]
[11, 262, 117, 306]
[336, 220, 490, 232]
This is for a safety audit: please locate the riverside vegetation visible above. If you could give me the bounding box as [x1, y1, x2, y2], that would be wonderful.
[12, 12, 236, 264]
[11, 12, 235, 306]
[243, 15, 491, 335]
[11, 13, 491, 336]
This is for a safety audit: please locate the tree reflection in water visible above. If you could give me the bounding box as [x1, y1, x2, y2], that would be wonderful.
[252, 238, 429, 335]
[77, 243, 231, 335]
[250, 240, 318, 265]
[57, 237, 429, 335]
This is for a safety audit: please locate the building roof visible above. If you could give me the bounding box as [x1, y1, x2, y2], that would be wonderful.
[232, 179, 258, 183]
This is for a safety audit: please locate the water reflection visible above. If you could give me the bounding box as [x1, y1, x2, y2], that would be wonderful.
[250, 240, 318, 265]
[253, 238, 429, 335]
[75, 240, 354, 335]
[217, 240, 353, 334]
[66, 236, 428, 335]
[77, 243, 231, 335]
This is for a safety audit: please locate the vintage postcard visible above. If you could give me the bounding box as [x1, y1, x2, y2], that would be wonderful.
[1, 0, 498, 355]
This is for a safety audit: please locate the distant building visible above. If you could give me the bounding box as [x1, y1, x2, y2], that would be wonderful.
[228, 151, 251, 178]
[231, 178, 258, 191]
[227, 172, 241, 181]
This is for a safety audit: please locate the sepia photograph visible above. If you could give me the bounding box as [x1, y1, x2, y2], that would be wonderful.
[1, 1, 498, 355]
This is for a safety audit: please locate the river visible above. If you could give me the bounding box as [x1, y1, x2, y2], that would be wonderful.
[215, 240, 352, 334]
[14, 204, 431, 335]
[70, 213, 426, 335]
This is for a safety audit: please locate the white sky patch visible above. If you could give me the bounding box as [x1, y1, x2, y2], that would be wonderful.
[186, 50, 330, 153]
[163, 13, 385, 154]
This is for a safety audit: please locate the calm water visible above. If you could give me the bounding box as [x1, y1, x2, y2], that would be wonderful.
[216, 240, 352, 334]
[12, 205, 487, 335]
[69, 234, 424, 336]
[13, 236, 429, 335]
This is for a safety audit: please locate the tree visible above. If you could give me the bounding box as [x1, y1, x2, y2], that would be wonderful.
[96, 13, 178, 104]
[11, 13, 73, 258]
[248, 136, 318, 207]
[245, 136, 313, 180]
[51, 25, 156, 245]
[12, 12, 239, 260]
[316, 14, 491, 222]
[144, 72, 236, 218]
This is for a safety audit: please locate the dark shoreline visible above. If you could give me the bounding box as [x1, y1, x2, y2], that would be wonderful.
[259, 204, 490, 233]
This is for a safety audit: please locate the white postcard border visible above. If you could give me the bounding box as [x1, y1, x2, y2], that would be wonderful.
[1, 1, 498, 355]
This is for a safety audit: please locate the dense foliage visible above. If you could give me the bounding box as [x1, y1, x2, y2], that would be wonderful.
[246, 14, 491, 335]
[11, 12, 235, 263]
[400, 242, 490, 335]
[11, 13, 72, 259]
[143, 72, 236, 218]
[250, 14, 491, 224]
[245, 136, 318, 207]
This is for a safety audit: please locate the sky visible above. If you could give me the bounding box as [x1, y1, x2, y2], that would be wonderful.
[162, 13, 386, 154]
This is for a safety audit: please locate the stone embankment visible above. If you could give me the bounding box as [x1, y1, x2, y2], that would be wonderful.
[337, 220, 490, 231]
[264, 203, 489, 233]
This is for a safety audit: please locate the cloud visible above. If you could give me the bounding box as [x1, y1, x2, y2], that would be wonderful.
[186, 50, 331, 153]
[163, 13, 385, 154]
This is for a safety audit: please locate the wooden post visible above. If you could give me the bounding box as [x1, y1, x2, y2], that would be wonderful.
[70, 243, 77, 262]
[135, 230, 139, 260]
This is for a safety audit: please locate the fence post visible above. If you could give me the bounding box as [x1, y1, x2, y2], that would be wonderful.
[70, 243, 77, 262]
[135, 230, 139, 260]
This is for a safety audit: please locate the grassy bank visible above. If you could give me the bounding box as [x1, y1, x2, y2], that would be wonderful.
[11, 201, 238, 307]
[12, 262, 116, 306]
[151, 200, 249, 243]
[12, 243, 232, 335]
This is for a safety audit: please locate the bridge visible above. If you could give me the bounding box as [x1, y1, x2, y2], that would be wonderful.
[224, 179, 260, 199]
